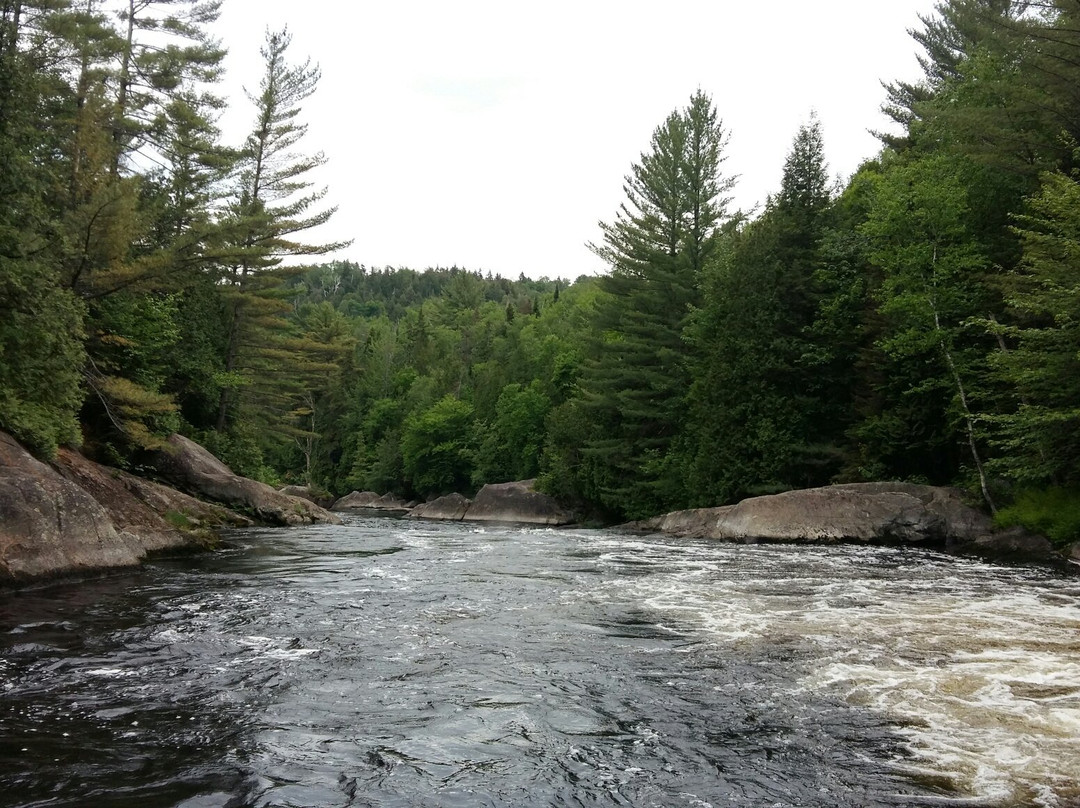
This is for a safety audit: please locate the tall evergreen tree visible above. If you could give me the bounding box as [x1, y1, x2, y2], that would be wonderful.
[59, 0, 230, 456]
[0, 0, 87, 456]
[684, 117, 836, 504]
[991, 166, 1080, 486]
[573, 91, 733, 519]
[213, 27, 348, 471]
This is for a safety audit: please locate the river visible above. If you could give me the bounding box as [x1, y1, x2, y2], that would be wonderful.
[1, 517, 1078, 807]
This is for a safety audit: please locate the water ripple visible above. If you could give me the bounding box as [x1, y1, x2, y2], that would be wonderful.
[0, 517, 1076, 807]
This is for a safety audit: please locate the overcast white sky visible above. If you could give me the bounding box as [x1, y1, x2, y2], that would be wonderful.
[213, 0, 940, 280]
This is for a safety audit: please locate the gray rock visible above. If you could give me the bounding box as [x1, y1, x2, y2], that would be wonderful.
[634, 482, 1062, 564]
[0, 432, 242, 582]
[637, 483, 991, 545]
[373, 492, 410, 511]
[55, 446, 252, 549]
[279, 484, 315, 501]
[278, 485, 333, 509]
[410, 493, 472, 521]
[332, 490, 409, 512]
[152, 435, 340, 526]
[465, 480, 574, 525]
[0, 432, 132, 580]
[969, 526, 1058, 562]
[332, 491, 380, 510]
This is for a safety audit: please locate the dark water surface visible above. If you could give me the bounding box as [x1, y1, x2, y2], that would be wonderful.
[1, 517, 1078, 807]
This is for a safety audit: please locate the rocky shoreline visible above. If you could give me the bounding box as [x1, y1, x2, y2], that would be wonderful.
[331, 479, 575, 527]
[0, 431, 338, 584]
[2, 428, 1076, 583]
[627, 482, 1080, 569]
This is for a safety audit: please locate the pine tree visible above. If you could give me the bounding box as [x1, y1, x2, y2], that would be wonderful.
[57, 0, 230, 456]
[111, 0, 226, 177]
[575, 91, 733, 519]
[213, 28, 349, 470]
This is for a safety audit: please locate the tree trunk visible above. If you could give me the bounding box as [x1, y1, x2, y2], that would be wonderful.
[932, 300, 996, 513]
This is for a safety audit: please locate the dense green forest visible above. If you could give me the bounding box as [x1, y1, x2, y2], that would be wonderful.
[4, 1, 1080, 541]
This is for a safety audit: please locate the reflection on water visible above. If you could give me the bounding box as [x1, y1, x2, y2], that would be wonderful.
[0, 518, 1077, 807]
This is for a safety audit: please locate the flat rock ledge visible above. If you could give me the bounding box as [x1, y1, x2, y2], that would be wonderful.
[628, 482, 1065, 565]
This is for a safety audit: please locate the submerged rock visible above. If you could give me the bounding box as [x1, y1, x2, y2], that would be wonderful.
[633, 482, 1062, 564]
[152, 435, 339, 526]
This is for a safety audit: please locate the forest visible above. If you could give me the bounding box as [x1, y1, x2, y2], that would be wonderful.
[3, 1, 1080, 542]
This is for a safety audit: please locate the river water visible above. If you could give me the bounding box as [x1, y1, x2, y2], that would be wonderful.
[1, 517, 1078, 808]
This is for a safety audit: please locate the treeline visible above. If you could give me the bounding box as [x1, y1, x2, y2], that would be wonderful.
[5, 1, 1080, 541]
[0, 1, 344, 473]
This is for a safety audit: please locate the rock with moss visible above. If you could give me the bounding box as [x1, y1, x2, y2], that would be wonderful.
[55, 446, 252, 549]
[151, 435, 340, 526]
[0, 432, 243, 582]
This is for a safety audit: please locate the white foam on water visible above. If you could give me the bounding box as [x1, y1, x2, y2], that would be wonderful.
[85, 668, 139, 678]
[593, 535, 1080, 806]
[233, 635, 319, 662]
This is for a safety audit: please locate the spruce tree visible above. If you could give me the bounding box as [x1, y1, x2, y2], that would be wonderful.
[0, 0, 87, 456]
[684, 117, 836, 504]
[991, 167, 1080, 486]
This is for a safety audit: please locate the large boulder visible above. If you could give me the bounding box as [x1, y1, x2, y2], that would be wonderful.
[0, 433, 173, 581]
[410, 493, 472, 521]
[465, 480, 574, 526]
[55, 447, 252, 548]
[634, 482, 1061, 563]
[332, 491, 381, 510]
[332, 491, 410, 513]
[277, 484, 326, 507]
[151, 435, 340, 526]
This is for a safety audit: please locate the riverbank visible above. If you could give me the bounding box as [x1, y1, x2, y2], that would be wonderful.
[629, 482, 1080, 570]
[0, 431, 338, 583]
[3, 427, 1076, 582]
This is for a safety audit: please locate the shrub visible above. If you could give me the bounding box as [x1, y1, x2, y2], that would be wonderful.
[994, 487, 1080, 546]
